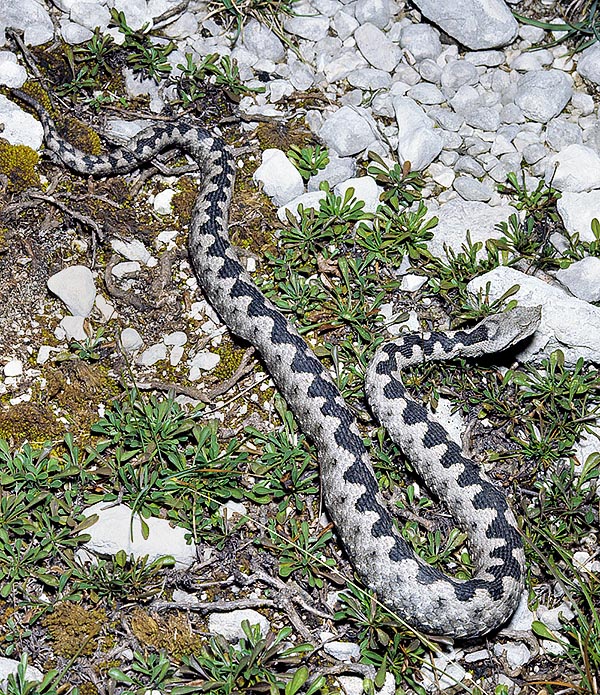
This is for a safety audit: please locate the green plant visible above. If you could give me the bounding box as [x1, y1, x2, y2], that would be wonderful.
[176, 52, 263, 105]
[508, 350, 600, 465]
[206, 0, 298, 40]
[4, 654, 65, 695]
[287, 144, 329, 181]
[69, 327, 105, 361]
[247, 398, 318, 516]
[72, 550, 174, 603]
[357, 199, 437, 266]
[173, 620, 321, 695]
[367, 152, 426, 208]
[514, 4, 600, 52]
[279, 185, 370, 264]
[335, 587, 427, 691]
[498, 172, 561, 221]
[91, 391, 202, 466]
[266, 518, 336, 589]
[426, 232, 502, 300]
[109, 650, 176, 693]
[110, 9, 175, 80]
[564, 216, 600, 263]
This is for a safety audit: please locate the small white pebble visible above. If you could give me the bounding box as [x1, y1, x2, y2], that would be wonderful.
[3, 359, 23, 377]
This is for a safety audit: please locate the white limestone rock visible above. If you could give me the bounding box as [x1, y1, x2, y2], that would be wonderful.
[468, 266, 600, 365]
[78, 502, 197, 567]
[319, 106, 379, 157]
[0, 94, 44, 149]
[393, 96, 443, 170]
[208, 610, 270, 641]
[410, 0, 518, 50]
[47, 265, 96, 317]
[556, 190, 600, 241]
[253, 149, 305, 206]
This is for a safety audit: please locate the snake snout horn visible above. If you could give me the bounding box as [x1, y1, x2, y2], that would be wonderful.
[480, 305, 542, 352]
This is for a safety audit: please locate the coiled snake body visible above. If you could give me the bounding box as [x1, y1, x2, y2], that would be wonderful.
[15, 91, 540, 638]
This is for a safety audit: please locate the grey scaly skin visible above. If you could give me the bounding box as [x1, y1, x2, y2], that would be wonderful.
[13, 89, 541, 638]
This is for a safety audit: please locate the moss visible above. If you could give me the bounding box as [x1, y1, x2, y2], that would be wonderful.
[130, 608, 202, 658]
[213, 337, 245, 381]
[19, 81, 53, 114]
[0, 402, 61, 445]
[42, 361, 119, 436]
[172, 175, 198, 223]
[78, 682, 100, 695]
[254, 119, 311, 153]
[0, 139, 40, 193]
[58, 116, 102, 155]
[43, 603, 106, 658]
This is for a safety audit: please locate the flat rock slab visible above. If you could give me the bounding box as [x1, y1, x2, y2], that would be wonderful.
[468, 266, 600, 365]
[411, 0, 518, 50]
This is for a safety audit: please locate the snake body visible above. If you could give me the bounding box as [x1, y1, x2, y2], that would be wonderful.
[14, 90, 540, 638]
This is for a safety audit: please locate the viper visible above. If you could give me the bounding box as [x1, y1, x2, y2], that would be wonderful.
[12, 89, 540, 638]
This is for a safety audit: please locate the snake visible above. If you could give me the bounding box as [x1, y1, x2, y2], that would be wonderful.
[12, 89, 541, 638]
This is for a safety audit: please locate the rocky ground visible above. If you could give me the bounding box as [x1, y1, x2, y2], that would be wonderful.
[0, 0, 599, 693]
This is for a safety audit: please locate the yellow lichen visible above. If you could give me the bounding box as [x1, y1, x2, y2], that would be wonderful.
[43, 603, 106, 658]
[0, 139, 40, 193]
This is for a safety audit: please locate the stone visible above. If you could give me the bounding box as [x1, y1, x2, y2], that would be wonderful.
[111, 238, 158, 267]
[308, 154, 357, 192]
[514, 70, 573, 123]
[0, 52, 27, 88]
[253, 149, 304, 206]
[427, 198, 516, 259]
[79, 502, 197, 567]
[407, 82, 446, 105]
[47, 265, 96, 317]
[0, 0, 54, 46]
[355, 0, 392, 29]
[545, 144, 600, 192]
[0, 94, 44, 149]
[334, 176, 382, 213]
[468, 266, 600, 365]
[393, 96, 443, 170]
[555, 257, 600, 301]
[399, 23, 442, 61]
[354, 23, 401, 72]
[441, 59, 479, 94]
[56, 316, 87, 342]
[319, 106, 379, 156]
[576, 42, 600, 85]
[333, 10, 359, 40]
[453, 176, 493, 201]
[208, 610, 270, 641]
[557, 189, 600, 241]
[121, 327, 144, 352]
[545, 118, 583, 151]
[0, 657, 43, 689]
[138, 343, 167, 366]
[285, 13, 330, 41]
[70, 1, 111, 31]
[242, 18, 285, 62]
[153, 188, 175, 214]
[3, 359, 22, 377]
[410, 0, 518, 50]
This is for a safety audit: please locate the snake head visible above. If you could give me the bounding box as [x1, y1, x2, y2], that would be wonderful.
[479, 305, 542, 352]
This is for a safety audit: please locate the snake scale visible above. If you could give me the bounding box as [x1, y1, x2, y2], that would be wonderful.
[13, 89, 541, 638]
